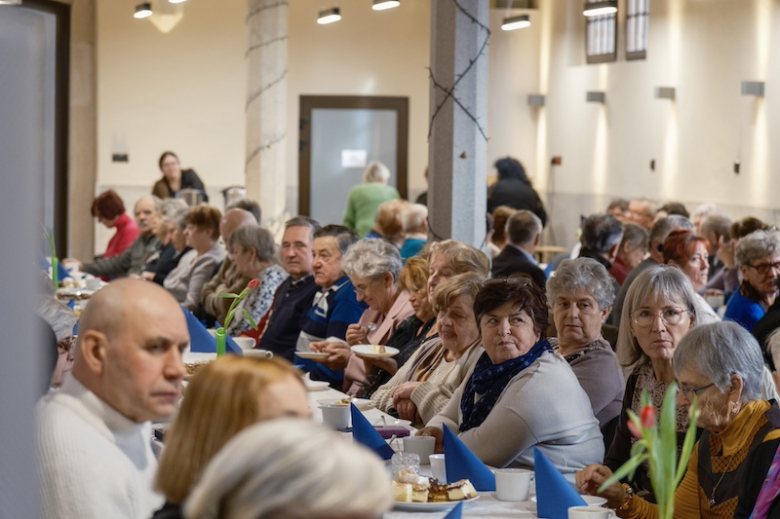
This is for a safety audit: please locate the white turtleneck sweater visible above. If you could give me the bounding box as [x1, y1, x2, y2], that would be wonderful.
[36, 376, 163, 519]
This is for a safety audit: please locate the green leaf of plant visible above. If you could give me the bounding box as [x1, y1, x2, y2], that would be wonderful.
[599, 454, 648, 493]
[674, 395, 700, 488]
[217, 293, 240, 299]
[660, 383, 678, 504]
[241, 309, 258, 330]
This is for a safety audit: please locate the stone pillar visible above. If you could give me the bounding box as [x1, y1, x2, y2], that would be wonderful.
[245, 0, 288, 229]
[428, 0, 489, 246]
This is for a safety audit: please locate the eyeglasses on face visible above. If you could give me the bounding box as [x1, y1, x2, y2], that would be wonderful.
[631, 308, 690, 328]
[748, 262, 780, 276]
[678, 382, 715, 397]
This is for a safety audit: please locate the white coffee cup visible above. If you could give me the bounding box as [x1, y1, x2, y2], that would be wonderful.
[403, 436, 435, 464]
[320, 404, 350, 430]
[233, 337, 257, 351]
[429, 454, 447, 483]
[85, 277, 102, 290]
[568, 506, 616, 519]
[242, 348, 273, 359]
[495, 468, 532, 501]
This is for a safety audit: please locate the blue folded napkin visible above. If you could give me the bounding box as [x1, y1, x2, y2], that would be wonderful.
[443, 425, 495, 491]
[184, 309, 241, 354]
[443, 502, 463, 519]
[350, 403, 395, 460]
[534, 447, 586, 519]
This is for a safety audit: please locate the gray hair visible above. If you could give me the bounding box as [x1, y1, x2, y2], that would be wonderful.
[136, 195, 164, 215]
[160, 198, 189, 218]
[164, 206, 190, 231]
[342, 238, 402, 281]
[362, 161, 391, 184]
[226, 198, 262, 223]
[690, 203, 726, 223]
[699, 213, 732, 239]
[402, 204, 428, 234]
[648, 214, 694, 252]
[580, 214, 623, 254]
[621, 223, 649, 252]
[674, 322, 764, 403]
[546, 257, 615, 310]
[284, 216, 321, 233]
[736, 229, 780, 267]
[36, 296, 76, 342]
[616, 265, 717, 367]
[184, 418, 392, 519]
[228, 224, 276, 263]
[506, 210, 542, 246]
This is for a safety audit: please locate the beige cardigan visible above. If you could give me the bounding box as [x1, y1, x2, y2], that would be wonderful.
[370, 338, 484, 426]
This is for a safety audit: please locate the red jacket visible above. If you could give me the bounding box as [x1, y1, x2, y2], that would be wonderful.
[104, 213, 139, 258]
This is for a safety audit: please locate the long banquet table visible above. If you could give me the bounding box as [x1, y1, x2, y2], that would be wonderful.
[307, 384, 539, 519]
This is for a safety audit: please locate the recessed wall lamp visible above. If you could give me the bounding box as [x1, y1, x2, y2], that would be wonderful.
[527, 94, 546, 107]
[134, 3, 153, 19]
[654, 87, 676, 100]
[317, 7, 341, 24]
[583, 0, 617, 17]
[502, 15, 531, 31]
[372, 0, 400, 10]
[586, 91, 606, 103]
[741, 81, 765, 97]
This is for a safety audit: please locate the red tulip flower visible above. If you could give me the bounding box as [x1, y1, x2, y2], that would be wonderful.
[247, 278, 260, 290]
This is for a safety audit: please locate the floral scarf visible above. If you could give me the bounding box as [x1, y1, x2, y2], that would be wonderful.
[459, 339, 552, 433]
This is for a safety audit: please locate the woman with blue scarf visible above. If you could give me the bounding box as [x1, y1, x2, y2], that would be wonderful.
[419, 276, 604, 480]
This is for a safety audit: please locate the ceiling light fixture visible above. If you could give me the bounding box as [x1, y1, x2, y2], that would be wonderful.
[134, 2, 153, 19]
[583, 0, 617, 17]
[372, 0, 400, 10]
[317, 7, 341, 24]
[501, 14, 530, 31]
[0, 0, 22, 5]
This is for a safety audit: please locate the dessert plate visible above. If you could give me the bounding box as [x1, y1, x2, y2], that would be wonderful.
[295, 351, 330, 360]
[531, 495, 606, 507]
[317, 398, 373, 411]
[351, 345, 400, 358]
[393, 495, 479, 512]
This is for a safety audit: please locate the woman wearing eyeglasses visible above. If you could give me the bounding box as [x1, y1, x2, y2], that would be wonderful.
[724, 230, 780, 333]
[577, 322, 780, 518]
[609, 266, 716, 500]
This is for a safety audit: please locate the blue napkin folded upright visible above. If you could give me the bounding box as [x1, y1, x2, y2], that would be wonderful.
[443, 502, 463, 519]
[350, 404, 395, 460]
[534, 447, 587, 519]
[442, 426, 495, 491]
[183, 309, 242, 354]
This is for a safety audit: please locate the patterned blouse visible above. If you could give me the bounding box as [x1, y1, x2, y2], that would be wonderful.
[226, 264, 288, 336]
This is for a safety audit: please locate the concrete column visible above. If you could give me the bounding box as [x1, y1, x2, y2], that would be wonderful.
[245, 0, 288, 229]
[428, 0, 490, 246]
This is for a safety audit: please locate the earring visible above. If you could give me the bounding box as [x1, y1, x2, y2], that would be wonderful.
[731, 401, 739, 414]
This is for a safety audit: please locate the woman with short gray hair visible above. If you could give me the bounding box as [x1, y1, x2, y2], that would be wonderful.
[225, 224, 288, 337]
[724, 229, 780, 332]
[546, 258, 624, 435]
[578, 321, 780, 517]
[337, 239, 414, 395]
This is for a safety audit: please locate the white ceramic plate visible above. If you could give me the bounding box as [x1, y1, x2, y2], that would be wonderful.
[304, 379, 330, 391]
[318, 398, 373, 411]
[393, 495, 480, 512]
[531, 495, 606, 507]
[296, 351, 330, 360]
[351, 345, 400, 358]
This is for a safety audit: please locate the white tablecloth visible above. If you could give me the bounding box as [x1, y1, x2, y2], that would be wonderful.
[307, 385, 540, 519]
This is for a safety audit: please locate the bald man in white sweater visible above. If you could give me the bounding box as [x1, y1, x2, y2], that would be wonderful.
[36, 280, 189, 519]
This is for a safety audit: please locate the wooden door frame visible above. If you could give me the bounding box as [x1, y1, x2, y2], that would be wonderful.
[298, 95, 409, 217]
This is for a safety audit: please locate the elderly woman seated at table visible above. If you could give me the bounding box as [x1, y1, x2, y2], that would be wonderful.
[578, 322, 780, 519]
[546, 258, 625, 434]
[163, 205, 225, 311]
[419, 277, 604, 480]
[725, 229, 780, 332]
[610, 265, 721, 499]
[320, 238, 414, 395]
[225, 224, 287, 337]
[153, 357, 310, 519]
[663, 229, 720, 322]
[184, 419, 392, 519]
[371, 273, 485, 424]
[353, 256, 438, 398]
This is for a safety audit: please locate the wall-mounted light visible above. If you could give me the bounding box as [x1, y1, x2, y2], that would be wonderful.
[502, 14, 530, 31]
[527, 94, 545, 107]
[169, 0, 187, 4]
[317, 7, 341, 24]
[586, 91, 606, 103]
[372, 0, 400, 10]
[654, 87, 676, 100]
[0, 0, 22, 5]
[583, 0, 617, 17]
[134, 3, 153, 19]
[741, 81, 765, 97]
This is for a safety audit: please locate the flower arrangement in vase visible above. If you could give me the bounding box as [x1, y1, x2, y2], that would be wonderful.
[215, 278, 260, 356]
